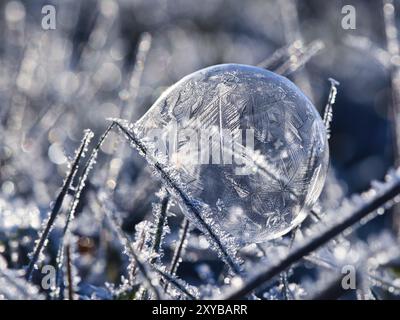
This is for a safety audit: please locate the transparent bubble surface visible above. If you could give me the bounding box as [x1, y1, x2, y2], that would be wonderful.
[136, 64, 329, 244]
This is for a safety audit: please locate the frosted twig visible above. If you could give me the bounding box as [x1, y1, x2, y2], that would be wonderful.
[26, 129, 94, 280]
[304, 239, 400, 299]
[280, 227, 298, 300]
[169, 218, 190, 276]
[258, 40, 325, 77]
[131, 227, 147, 280]
[153, 266, 197, 300]
[121, 32, 152, 122]
[278, 0, 315, 99]
[55, 124, 115, 293]
[140, 190, 170, 298]
[165, 218, 190, 292]
[383, 0, 400, 164]
[105, 32, 152, 192]
[383, 0, 400, 234]
[104, 205, 162, 300]
[280, 272, 292, 300]
[151, 190, 170, 264]
[257, 43, 294, 69]
[323, 78, 340, 140]
[65, 244, 74, 300]
[275, 40, 325, 77]
[369, 273, 400, 296]
[112, 120, 243, 275]
[223, 169, 400, 299]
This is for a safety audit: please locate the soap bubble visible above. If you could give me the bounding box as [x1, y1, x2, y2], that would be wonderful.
[136, 64, 329, 244]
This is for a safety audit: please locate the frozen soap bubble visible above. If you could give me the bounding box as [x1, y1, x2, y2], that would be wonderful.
[136, 64, 329, 244]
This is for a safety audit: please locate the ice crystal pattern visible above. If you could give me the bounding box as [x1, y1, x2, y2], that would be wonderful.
[136, 64, 329, 244]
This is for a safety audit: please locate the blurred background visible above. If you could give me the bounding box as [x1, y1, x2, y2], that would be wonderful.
[0, 0, 394, 193]
[0, 0, 398, 294]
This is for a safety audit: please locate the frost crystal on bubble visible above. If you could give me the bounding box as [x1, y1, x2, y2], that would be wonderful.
[135, 64, 329, 244]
